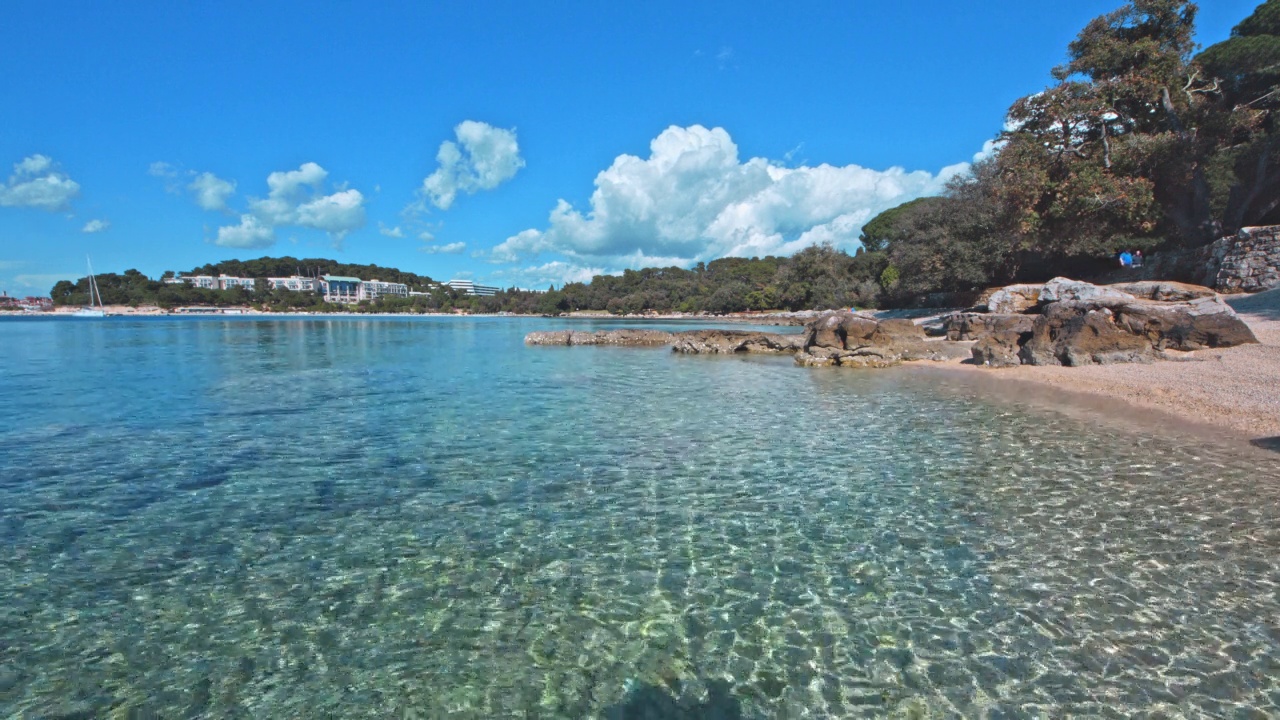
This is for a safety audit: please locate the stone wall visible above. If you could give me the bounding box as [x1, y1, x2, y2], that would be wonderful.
[1211, 225, 1280, 293]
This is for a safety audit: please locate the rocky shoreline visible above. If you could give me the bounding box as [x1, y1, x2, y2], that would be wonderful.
[527, 277, 1258, 369]
[527, 278, 1278, 445]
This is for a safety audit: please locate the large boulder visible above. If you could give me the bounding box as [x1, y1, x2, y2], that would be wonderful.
[1038, 277, 1138, 307]
[804, 312, 879, 350]
[1106, 281, 1216, 303]
[971, 331, 1023, 368]
[944, 313, 1036, 342]
[1111, 295, 1258, 351]
[794, 312, 957, 367]
[1019, 304, 1157, 366]
[984, 284, 1044, 314]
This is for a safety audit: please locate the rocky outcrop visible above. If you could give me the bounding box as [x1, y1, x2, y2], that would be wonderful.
[984, 284, 1044, 314]
[791, 312, 968, 367]
[670, 330, 804, 354]
[971, 332, 1023, 368]
[525, 277, 1259, 371]
[1106, 281, 1216, 303]
[1010, 279, 1258, 366]
[1019, 304, 1158, 366]
[525, 329, 674, 346]
[944, 313, 1036, 342]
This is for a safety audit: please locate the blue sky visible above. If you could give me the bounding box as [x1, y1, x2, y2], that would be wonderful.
[0, 0, 1262, 295]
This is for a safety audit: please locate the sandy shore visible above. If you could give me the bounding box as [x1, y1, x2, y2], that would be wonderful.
[913, 289, 1280, 445]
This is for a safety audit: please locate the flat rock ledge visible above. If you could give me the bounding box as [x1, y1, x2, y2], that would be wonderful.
[524, 329, 803, 353]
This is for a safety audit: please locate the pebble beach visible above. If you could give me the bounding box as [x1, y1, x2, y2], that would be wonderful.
[925, 289, 1280, 444]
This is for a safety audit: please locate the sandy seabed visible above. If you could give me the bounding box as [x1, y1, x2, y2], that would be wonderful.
[914, 289, 1280, 448]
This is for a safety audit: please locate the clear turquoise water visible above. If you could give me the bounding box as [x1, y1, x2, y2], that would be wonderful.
[1, 316, 1278, 719]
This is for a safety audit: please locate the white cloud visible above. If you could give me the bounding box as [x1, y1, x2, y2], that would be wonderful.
[82, 219, 110, 233]
[493, 125, 970, 268]
[418, 230, 435, 242]
[489, 261, 606, 289]
[418, 120, 525, 210]
[420, 241, 466, 254]
[295, 188, 365, 239]
[215, 214, 275, 248]
[148, 161, 178, 178]
[231, 162, 367, 246]
[0, 154, 81, 212]
[188, 172, 236, 212]
[378, 222, 405, 238]
[972, 138, 1005, 163]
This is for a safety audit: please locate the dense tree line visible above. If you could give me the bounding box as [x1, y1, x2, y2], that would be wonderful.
[867, 0, 1280, 301]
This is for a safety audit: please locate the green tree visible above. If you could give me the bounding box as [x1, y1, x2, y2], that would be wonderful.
[1196, 0, 1280, 228]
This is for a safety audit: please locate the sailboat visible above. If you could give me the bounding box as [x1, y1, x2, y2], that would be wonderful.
[72, 257, 106, 317]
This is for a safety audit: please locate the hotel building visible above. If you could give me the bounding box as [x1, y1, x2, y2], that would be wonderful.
[446, 279, 500, 297]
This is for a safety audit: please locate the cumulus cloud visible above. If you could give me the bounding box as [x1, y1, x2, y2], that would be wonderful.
[188, 172, 236, 212]
[489, 261, 606, 289]
[82, 219, 110, 233]
[203, 161, 368, 247]
[295, 188, 366, 237]
[0, 154, 81, 212]
[418, 121, 525, 210]
[420, 241, 466, 254]
[215, 214, 275, 248]
[492, 125, 970, 269]
[378, 222, 405, 238]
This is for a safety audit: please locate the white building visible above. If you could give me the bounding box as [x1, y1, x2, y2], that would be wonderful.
[266, 276, 318, 292]
[446, 279, 500, 297]
[315, 275, 410, 304]
[360, 279, 410, 302]
[164, 274, 257, 291]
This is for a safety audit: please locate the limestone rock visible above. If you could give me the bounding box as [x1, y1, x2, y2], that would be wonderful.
[1106, 281, 1216, 303]
[1111, 295, 1258, 351]
[1019, 304, 1156, 366]
[1038, 277, 1138, 307]
[944, 313, 1036, 342]
[985, 284, 1044, 314]
[524, 329, 673, 346]
[971, 331, 1023, 368]
[671, 330, 803, 355]
[794, 346, 900, 368]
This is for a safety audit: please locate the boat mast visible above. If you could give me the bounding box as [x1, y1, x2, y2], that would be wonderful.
[86, 256, 102, 308]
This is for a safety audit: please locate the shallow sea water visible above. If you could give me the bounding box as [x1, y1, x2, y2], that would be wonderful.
[1, 316, 1278, 719]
